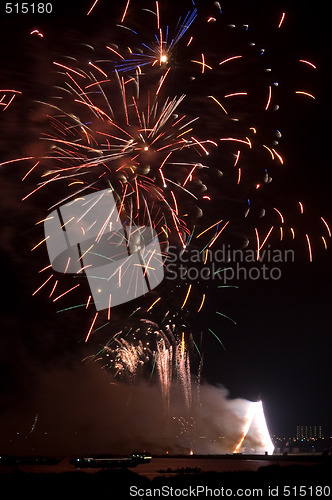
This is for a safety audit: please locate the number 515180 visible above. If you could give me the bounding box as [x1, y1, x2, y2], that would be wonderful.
[5, 3, 53, 14]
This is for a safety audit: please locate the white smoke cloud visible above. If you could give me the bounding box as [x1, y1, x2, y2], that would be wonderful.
[0, 361, 273, 456]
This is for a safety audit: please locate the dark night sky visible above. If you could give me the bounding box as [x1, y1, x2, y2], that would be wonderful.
[0, 0, 331, 455]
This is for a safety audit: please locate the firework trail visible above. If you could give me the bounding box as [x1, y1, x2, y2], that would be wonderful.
[175, 331, 192, 408]
[107, 337, 149, 380]
[0, 89, 21, 111]
[28, 413, 39, 435]
[155, 337, 173, 413]
[90, 319, 195, 414]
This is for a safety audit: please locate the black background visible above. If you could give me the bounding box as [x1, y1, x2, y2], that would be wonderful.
[0, 0, 331, 452]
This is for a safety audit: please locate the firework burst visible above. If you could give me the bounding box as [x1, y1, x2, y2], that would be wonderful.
[15, 1, 329, 404]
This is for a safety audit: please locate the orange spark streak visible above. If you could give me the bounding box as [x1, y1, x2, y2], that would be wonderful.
[64, 257, 71, 274]
[121, 76, 129, 125]
[191, 136, 209, 155]
[181, 284, 192, 310]
[206, 140, 218, 147]
[197, 294, 206, 313]
[295, 91, 315, 99]
[183, 164, 197, 187]
[132, 96, 143, 127]
[180, 332, 185, 359]
[156, 1, 160, 29]
[108, 294, 112, 320]
[87, 0, 99, 15]
[321, 217, 331, 237]
[254, 228, 260, 261]
[39, 265, 52, 273]
[118, 183, 128, 220]
[263, 145, 274, 159]
[53, 62, 86, 78]
[53, 284, 80, 303]
[2, 95, 16, 110]
[201, 53, 206, 73]
[273, 207, 284, 224]
[220, 137, 251, 147]
[171, 211, 185, 247]
[306, 234, 313, 262]
[85, 312, 99, 342]
[88, 61, 108, 77]
[86, 295, 92, 310]
[49, 280, 58, 298]
[147, 296, 161, 312]
[32, 275, 54, 296]
[224, 92, 247, 98]
[156, 67, 171, 95]
[191, 56, 212, 72]
[0, 88, 22, 95]
[265, 85, 272, 110]
[196, 219, 223, 239]
[259, 226, 274, 251]
[106, 46, 125, 60]
[208, 221, 229, 247]
[203, 250, 209, 265]
[170, 191, 178, 215]
[299, 59, 317, 69]
[121, 0, 131, 23]
[234, 150, 240, 167]
[31, 236, 50, 251]
[219, 55, 242, 65]
[278, 12, 286, 28]
[68, 181, 85, 186]
[77, 264, 92, 274]
[79, 244, 94, 261]
[0, 156, 33, 168]
[159, 28, 163, 62]
[134, 178, 140, 211]
[272, 149, 284, 164]
[22, 161, 40, 181]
